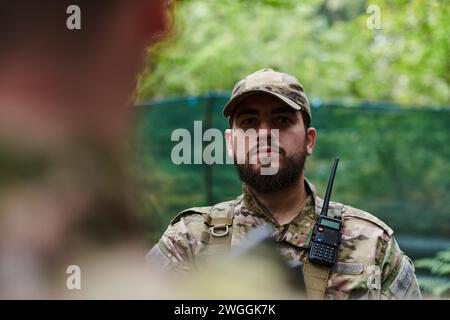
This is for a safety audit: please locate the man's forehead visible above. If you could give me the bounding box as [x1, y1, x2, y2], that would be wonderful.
[234, 96, 297, 116]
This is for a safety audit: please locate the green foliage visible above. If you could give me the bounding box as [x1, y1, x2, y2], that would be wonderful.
[139, 0, 450, 107]
[416, 250, 450, 276]
[415, 249, 450, 298]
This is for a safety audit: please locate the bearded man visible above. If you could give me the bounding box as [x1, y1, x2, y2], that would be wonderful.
[146, 68, 421, 300]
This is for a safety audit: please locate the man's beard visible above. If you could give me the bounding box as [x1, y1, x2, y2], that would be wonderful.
[235, 149, 307, 194]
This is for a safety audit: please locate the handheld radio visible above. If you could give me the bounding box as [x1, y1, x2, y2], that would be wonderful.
[308, 158, 342, 266]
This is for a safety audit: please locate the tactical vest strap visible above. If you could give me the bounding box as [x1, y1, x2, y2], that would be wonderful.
[200, 201, 237, 256]
[303, 201, 345, 299]
[204, 216, 233, 227]
[303, 259, 331, 300]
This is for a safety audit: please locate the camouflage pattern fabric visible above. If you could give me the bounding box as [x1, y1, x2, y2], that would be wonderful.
[222, 68, 311, 122]
[147, 179, 421, 300]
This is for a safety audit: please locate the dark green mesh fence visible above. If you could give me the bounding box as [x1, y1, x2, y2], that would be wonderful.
[132, 94, 450, 258]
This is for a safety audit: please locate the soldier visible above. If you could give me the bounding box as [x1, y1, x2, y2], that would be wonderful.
[147, 68, 421, 300]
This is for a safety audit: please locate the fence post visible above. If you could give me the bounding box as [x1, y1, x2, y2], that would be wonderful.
[204, 92, 214, 205]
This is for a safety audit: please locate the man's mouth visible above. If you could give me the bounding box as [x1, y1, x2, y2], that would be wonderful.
[258, 146, 274, 153]
[249, 146, 281, 157]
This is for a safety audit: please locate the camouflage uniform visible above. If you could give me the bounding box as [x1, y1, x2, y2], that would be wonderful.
[147, 179, 421, 300]
[147, 69, 421, 299]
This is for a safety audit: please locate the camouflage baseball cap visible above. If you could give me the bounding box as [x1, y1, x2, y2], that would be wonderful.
[223, 68, 311, 122]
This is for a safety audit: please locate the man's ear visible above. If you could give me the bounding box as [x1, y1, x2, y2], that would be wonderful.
[225, 129, 234, 158]
[306, 127, 316, 156]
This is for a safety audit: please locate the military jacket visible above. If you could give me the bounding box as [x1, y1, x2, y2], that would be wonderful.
[147, 180, 421, 300]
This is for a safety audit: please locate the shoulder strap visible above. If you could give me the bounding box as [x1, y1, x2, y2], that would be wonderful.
[200, 199, 239, 256]
[303, 259, 331, 299]
[170, 206, 211, 225]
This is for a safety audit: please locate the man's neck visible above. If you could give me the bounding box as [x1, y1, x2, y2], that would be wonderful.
[248, 174, 309, 226]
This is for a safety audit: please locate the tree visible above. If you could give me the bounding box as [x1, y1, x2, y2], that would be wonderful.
[138, 0, 449, 107]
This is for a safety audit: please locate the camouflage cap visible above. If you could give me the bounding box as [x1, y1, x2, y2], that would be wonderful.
[223, 68, 311, 122]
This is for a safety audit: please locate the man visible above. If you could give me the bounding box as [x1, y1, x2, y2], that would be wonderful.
[147, 68, 421, 300]
[0, 0, 169, 298]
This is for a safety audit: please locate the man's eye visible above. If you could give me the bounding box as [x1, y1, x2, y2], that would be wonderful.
[276, 116, 291, 124]
[241, 118, 256, 125]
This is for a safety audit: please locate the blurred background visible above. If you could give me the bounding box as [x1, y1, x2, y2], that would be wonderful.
[131, 0, 450, 298]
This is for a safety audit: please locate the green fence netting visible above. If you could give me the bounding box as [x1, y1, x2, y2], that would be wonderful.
[132, 94, 450, 259]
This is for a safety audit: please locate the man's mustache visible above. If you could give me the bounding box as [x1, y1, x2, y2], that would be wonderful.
[248, 141, 284, 157]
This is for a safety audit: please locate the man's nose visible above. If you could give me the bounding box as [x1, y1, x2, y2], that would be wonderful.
[257, 121, 272, 143]
[257, 120, 272, 132]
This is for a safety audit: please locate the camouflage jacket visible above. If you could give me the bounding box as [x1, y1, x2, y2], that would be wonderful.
[147, 180, 421, 300]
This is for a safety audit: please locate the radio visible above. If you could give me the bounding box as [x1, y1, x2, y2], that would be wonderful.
[308, 158, 342, 267]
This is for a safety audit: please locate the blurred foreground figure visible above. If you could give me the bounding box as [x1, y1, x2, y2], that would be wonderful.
[0, 0, 297, 300]
[148, 223, 307, 299]
[0, 0, 171, 299]
[148, 69, 422, 300]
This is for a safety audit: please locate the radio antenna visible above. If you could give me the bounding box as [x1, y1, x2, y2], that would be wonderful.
[320, 157, 339, 216]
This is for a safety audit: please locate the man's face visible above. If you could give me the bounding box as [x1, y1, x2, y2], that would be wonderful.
[225, 94, 316, 193]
